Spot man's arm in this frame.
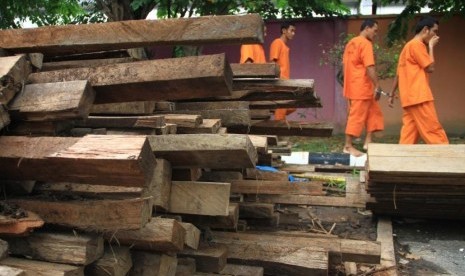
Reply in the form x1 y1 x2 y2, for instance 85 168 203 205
425 35 439 73
366 65 380 90
388 75 398 108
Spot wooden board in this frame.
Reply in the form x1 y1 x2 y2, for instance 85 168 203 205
367 143 465 184
177 119 221 134
0 55 31 104
8 80 95 121
228 120 333 137
0 14 263 55
179 243 228 273
76 115 165 129
84 246 132 276
230 63 279 78
375 217 398 276
219 264 264 276
0 211 44 236
179 222 201 250
90 101 156 115
244 168 289 181
218 241 327 276
148 134 257 169
10 197 152 231
212 231 381 264
0 266 25 276
0 105 10 130
169 181 230 216
28 54 233 104
5 120 72 136
0 257 84 276
6 232 103 265
42 57 136 71
129 252 177 276
0 135 156 187
180 203 239 230
230 180 323 195
163 114 202 128
104 218 185 252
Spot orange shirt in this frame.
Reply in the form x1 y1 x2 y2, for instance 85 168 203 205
240 44 266 64
342 36 375 100
270 38 290 79
397 38 434 107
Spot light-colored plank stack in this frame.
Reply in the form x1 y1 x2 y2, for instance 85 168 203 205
366 143 465 219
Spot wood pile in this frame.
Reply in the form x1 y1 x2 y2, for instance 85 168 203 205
366 143 465 220
0 13 387 276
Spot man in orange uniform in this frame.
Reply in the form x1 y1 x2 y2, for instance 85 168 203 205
342 19 384 157
270 22 296 120
388 16 448 144
240 26 267 64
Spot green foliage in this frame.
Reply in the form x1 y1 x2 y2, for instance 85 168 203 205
0 0 105 29
320 32 404 85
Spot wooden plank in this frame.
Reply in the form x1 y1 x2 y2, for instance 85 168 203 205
91 101 156 115
219 264 264 276
375 217 398 276
8 80 95 121
10 197 152 231
179 223 201 250
0 257 84 276
172 168 203 181
155 101 176 112
367 143 465 183
0 240 8 260
246 135 268 154
152 159 172 210
129 252 177 276
85 246 132 276
248 194 365 208
0 14 263 55
179 243 228 273
199 171 243 182
0 105 10 130
249 99 323 109
0 55 31 104
104 218 185 252
175 258 196 276
147 134 257 169
42 57 136 71
177 119 221 134
169 181 230 216
1 180 35 195
230 180 323 195
158 108 250 127
28 54 233 104
0 212 44 236
219 241 327 276
0 266 25 276
76 115 165 128
245 168 288 181
6 232 103 265
163 114 202 128
0 135 156 187
213 231 380 264
228 120 333 137
230 63 279 78
180 203 239 230
148 134 257 169
239 202 274 219
27 53 44 69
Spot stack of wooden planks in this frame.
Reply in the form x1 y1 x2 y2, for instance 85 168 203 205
0 12 381 276
366 143 465 220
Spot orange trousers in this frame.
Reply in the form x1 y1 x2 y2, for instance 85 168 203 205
400 101 448 144
274 108 297 121
345 98 384 137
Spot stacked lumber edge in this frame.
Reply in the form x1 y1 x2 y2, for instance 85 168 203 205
366 143 465 220
0 14 382 276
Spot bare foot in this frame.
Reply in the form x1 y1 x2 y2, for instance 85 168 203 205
343 146 364 157
363 144 368 151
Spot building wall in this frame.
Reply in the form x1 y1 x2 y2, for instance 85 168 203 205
150 15 465 136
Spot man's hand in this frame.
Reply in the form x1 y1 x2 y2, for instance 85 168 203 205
429 35 439 48
388 93 397 108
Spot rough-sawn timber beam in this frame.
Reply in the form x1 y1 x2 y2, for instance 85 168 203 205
148 134 257 168
28 54 233 104
0 14 264 55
